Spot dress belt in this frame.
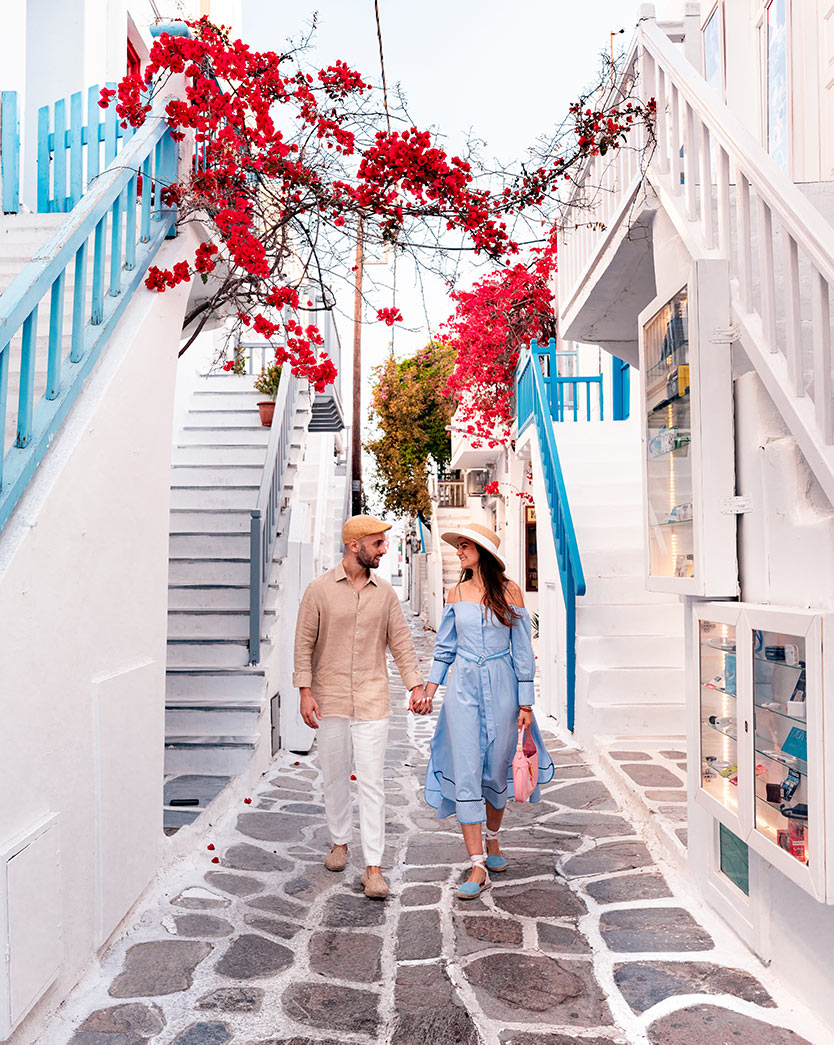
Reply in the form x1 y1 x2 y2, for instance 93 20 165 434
457 646 511 666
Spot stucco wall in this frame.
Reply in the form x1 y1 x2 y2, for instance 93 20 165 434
0 233 196 1045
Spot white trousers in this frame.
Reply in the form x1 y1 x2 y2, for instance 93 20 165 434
316 715 390 866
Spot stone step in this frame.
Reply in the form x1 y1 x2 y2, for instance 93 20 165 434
167 583 279 611
166 637 266 669
165 705 262 737
165 668 266 701
167 609 275 639
168 558 252 585
577 634 685 669
191 391 267 410
576 602 684 635
169 486 259 510
172 445 268 466
164 739 256 776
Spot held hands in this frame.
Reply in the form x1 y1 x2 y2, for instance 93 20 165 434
517 706 534 730
300 688 322 729
409 683 435 716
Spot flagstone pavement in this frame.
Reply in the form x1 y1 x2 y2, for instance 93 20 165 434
50 613 824 1045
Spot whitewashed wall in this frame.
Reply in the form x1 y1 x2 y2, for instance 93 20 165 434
0 231 198 1045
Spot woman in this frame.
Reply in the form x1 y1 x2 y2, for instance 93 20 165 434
422 523 554 898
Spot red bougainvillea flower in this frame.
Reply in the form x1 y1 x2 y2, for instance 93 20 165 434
243 797 252 804
207 843 215 851
211 856 220 863
376 307 403 326
350 774 357 781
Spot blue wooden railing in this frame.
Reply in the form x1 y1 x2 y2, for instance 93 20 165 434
249 366 300 664
531 337 605 421
37 83 136 213
1 92 20 214
0 95 180 531
516 338 586 732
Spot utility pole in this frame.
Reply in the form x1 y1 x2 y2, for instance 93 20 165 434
351 216 365 516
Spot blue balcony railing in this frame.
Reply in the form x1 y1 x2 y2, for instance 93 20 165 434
0 94 181 531
516 338 586 732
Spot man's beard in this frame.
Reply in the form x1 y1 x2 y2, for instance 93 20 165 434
357 548 380 569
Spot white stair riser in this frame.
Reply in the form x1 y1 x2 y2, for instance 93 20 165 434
169 560 250 585
165 707 261 736
170 488 258 510
185 411 263 427
166 641 254 668
168 586 250 610
584 702 686 737
561 461 642 485
577 634 684 668
578 576 675 605
577 603 684 635
164 744 255 776
168 612 274 639
169 511 251 534
191 392 268 410
179 428 271 446
169 534 252 558
581 548 644 577
577 665 685 703
173 446 267 466
563 483 641 507
171 465 265 488
569 503 643 527
166 671 266 700
576 525 645 550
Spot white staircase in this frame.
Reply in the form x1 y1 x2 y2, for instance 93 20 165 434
163 372 309 824
435 504 469 598
555 422 685 740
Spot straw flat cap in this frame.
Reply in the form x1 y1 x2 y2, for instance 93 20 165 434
342 514 392 544
441 522 506 570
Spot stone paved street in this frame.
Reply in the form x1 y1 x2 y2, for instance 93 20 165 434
50 614 825 1045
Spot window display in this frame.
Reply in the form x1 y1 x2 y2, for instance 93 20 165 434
644 287 693 580
753 629 808 865
699 618 738 814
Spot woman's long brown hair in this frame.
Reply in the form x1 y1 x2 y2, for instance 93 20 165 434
461 547 521 628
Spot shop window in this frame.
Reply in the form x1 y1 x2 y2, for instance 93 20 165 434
524 505 538 592
719 823 750 895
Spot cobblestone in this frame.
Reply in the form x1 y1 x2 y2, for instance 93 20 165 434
52 614 820 1045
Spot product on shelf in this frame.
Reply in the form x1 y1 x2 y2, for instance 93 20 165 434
764 643 801 665
789 668 807 703
780 726 808 763
781 769 801 801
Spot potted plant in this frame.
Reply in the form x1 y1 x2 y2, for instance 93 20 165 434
254 362 282 427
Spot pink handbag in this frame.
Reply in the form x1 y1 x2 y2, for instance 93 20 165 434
512 726 539 802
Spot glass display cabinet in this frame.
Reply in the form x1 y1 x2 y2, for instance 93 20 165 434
693 603 827 901
639 260 737 596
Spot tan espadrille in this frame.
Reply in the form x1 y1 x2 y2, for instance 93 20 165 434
361 868 389 899
324 845 348 872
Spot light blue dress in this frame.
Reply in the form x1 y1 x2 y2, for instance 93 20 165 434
424 598 555 824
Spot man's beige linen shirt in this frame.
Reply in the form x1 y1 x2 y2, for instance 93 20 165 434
292 561 423 720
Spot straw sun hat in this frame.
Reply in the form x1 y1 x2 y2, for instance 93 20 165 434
441 523 506 571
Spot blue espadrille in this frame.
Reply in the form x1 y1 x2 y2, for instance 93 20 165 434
485 853 508 873
457 854 491 899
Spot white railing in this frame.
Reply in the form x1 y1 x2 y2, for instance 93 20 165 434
640 19 834 490
559 10 834 500
559 41 646 319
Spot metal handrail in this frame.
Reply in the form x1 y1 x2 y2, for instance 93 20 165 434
0 91 182 531
249 365 300 663
516 338 586 731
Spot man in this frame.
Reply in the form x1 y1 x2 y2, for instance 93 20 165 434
293 515 427 899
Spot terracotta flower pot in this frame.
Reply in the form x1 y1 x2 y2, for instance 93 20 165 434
258 400 276 427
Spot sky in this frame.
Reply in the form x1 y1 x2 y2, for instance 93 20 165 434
238 0 683 476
